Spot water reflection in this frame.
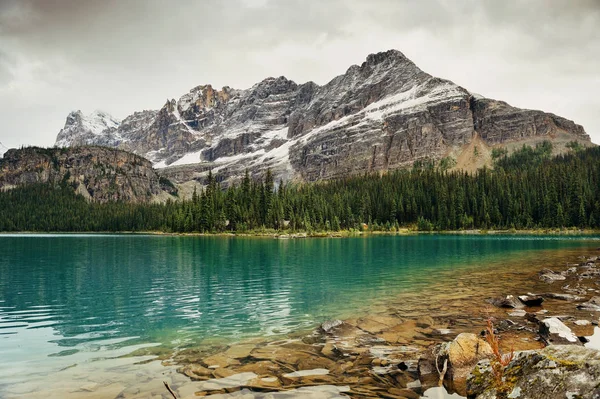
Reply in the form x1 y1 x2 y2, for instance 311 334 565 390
0 234 597 394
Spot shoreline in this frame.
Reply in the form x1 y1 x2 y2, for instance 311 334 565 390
158 245 600 398
1 228 600 238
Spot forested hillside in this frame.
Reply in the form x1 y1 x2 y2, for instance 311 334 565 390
1 142 598 232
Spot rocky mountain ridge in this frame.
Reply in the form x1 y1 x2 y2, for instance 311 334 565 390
0 146 176 203
55 50 591 184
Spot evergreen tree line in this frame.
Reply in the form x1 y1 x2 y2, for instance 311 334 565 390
1 142 599 232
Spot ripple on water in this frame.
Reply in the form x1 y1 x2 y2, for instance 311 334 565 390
0 234 598 398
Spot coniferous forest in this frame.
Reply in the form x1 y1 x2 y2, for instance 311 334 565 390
1 142 599 233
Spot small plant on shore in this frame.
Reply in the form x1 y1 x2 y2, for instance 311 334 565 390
485 319 514 395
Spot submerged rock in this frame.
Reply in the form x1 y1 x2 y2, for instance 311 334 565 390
541 292 584 301
538 269 567 283
468 345 600 399
320 319 343 333
488 295 524 309
577 296 600 312
508 309 527 317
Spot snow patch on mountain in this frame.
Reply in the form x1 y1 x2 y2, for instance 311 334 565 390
55 110 122 147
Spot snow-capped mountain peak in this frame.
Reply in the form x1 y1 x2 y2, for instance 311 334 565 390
55 110 122 147
54 49 590 185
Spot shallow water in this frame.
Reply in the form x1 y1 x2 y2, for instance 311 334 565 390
0 233 598 397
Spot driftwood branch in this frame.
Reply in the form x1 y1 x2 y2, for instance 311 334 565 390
435 353 448 385
163 381 177 399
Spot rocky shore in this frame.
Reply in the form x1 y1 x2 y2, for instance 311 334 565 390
158 250 600 399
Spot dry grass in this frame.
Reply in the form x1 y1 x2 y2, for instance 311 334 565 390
485 319 515 394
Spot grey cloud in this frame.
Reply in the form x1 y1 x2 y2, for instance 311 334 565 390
0 50 14 85
0 0 598 151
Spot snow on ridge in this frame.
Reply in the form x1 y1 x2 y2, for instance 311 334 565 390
299 79 465 142
178 88 203 112
78 110 120 135
152 79 465 172
55 109 124 147
170 105 200 135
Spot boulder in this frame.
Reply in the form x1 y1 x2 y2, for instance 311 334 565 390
444 333 494 379
418 333 493 385
539 317 581 345
518 295 544 307
488 295 524 309
468 345 600 399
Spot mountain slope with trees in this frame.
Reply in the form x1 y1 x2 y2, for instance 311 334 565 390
0 142 598 232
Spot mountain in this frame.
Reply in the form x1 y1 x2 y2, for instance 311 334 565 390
55 110 121 147
54 50 590 184
0 146 176 203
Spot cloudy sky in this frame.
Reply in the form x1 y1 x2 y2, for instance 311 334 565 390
0 0 599 155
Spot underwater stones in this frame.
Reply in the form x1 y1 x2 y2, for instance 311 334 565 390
320 342 339 358
249 346 308 367
170 250 600 399
235 360 280 375
356 315 403 334
202 353 241 369
319 319 360 338
297 355 339 373
508 309 527 317
320 319 343 333
196 372 258 391
178 364 213 380
247 375 282 389
539 269 567 283
212 367 238 378
577 296 600 312
376 321 421 344
282 368 329 378
224 344 256 359
541 292 584 301
415 315 435 328
488 295 525 309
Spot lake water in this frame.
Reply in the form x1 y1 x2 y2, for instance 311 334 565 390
1 234 599 398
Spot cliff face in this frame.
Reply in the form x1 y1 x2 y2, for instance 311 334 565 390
0 147 175 203
54 50 591 184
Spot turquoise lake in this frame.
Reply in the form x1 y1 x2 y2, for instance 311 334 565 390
0 234 599 397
